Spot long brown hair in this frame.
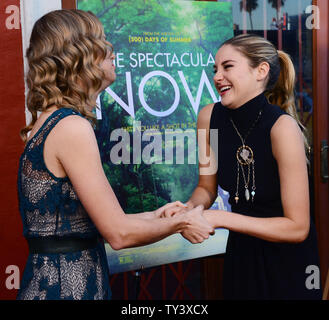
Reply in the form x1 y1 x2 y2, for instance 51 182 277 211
221 34 309 150
21 9 112 142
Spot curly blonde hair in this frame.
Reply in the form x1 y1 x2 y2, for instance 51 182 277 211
21 9 112 142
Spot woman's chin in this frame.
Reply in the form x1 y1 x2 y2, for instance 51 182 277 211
100 78 116 91
220 96 231 107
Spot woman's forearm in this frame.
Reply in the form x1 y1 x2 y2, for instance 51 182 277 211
109 205 214 250
205 210 309 243
126 211 155 219
109 214 187 250
186 186 217 210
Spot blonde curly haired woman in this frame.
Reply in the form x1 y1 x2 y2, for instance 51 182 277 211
17 9 213 300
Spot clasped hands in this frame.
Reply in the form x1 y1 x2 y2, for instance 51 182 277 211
154 201 214 244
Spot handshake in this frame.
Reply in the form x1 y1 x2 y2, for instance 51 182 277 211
153 201 215 244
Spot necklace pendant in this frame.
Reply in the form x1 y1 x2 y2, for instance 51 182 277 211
234 196 239 204
236 145 254 166
245 188 250 201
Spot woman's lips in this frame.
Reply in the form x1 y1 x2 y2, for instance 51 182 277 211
219 85 232 96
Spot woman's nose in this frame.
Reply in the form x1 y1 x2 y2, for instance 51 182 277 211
213 71 224 82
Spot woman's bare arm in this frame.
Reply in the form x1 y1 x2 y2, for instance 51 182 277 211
51 116 213 249
205 115 310 243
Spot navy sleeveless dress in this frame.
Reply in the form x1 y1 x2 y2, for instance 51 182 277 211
210 93 322 299
17 108 111 300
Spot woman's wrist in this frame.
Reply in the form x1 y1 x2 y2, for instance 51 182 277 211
173 213 190 233
204 209 223 229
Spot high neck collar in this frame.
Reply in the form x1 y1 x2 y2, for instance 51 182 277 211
223 92 268 135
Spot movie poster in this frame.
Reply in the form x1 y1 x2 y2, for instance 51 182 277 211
77 0 233 273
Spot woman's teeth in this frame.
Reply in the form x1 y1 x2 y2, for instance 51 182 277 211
220 86 232 93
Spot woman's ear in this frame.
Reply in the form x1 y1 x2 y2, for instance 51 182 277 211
256 61 270 82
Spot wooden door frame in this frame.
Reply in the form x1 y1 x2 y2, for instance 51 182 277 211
62 0 76 9
312 0 329 290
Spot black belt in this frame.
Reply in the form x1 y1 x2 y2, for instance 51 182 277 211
27 237 99 254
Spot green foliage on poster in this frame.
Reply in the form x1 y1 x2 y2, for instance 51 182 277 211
77 0 233 213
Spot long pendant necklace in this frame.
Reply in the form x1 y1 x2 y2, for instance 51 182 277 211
230 109 262 204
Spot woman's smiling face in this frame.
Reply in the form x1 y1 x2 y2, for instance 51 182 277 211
213 44 266 109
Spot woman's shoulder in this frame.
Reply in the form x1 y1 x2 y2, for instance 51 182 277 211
198 103 216 118
263 98 286 117
197 103 215 129
262 102 289 131
49 113 98 164
197 102 223 129
42 108 95 150
53 112 94 140
27 107 88 143
271 113 300 137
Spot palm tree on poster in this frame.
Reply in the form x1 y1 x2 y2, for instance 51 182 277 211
239 0 259 31
268 0 286 28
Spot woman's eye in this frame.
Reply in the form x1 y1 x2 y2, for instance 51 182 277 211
213 69 217 74
224 65 233 69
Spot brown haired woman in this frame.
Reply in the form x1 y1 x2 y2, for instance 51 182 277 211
166 34 322 299
16 9 213 300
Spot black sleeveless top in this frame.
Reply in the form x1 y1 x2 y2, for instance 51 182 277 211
210 92 322 299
